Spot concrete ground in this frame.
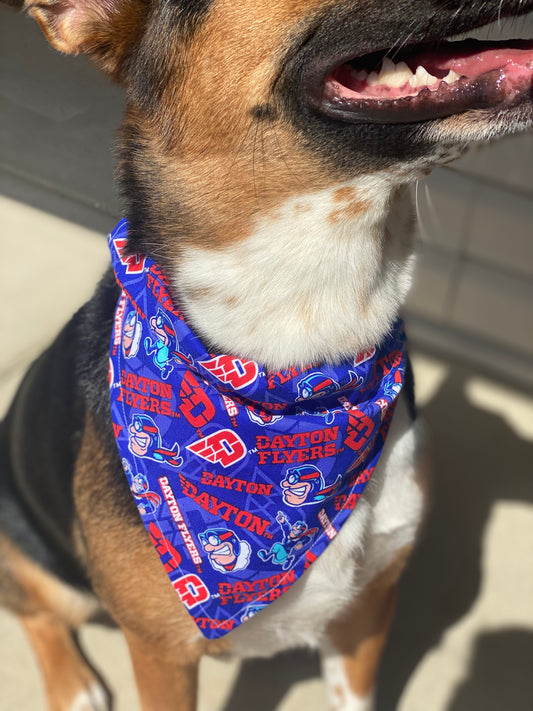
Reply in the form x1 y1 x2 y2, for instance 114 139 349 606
1 192 533 711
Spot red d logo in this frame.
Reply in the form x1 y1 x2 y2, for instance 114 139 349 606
173 574 210 609
186 429 247 468
199 355 259 390
113 237 146 274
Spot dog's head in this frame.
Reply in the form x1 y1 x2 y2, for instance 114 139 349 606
18 1 533 256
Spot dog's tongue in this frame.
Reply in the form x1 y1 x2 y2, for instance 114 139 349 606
331 39 533 101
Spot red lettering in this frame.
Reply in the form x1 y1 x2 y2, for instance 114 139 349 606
323 426 339 442
201 471 214 485
282 434 299 448
180 475 270 536
257 483 273 496
161 400 172 417
310 430 323 445
257 451 271 465
272 450 286 464
310 446 323 460
296 449 310 462
235 510 253 529
248 516 269 537
354 347 376 366
324 442 337 457
281 449 297 463
304 550 318 570
256 436 270 450
218 502 239 522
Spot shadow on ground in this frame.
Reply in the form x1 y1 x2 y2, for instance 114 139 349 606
221 650 321 711
447 629 533 711
377 367 533 710
219 365 533 710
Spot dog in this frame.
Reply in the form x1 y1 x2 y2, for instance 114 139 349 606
1 1 532 710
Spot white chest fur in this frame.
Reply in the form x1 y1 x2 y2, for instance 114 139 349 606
174 177 416 370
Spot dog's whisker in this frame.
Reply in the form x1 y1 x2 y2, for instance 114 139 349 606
208 118 257 209
271 124 307 189
414 180 425 242
252 119 262 199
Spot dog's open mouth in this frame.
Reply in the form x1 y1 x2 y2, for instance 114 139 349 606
309 39 533 123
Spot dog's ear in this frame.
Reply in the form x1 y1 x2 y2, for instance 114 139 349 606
23 0 149 80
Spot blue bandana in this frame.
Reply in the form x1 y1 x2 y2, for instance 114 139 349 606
108 219 406 639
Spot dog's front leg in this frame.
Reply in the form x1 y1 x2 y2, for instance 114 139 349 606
80 517 204 711
21 613 110 711
320 545 412 711
73 417 215 711
123 629 199 711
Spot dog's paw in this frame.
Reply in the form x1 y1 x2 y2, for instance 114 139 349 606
66 682 110 711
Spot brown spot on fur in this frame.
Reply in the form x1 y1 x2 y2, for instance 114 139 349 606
182 285 214 301
137 117 334 255
332 684 345 710
333 186 357 203
328 199 370 225
327 545 414 699
223 294 239 308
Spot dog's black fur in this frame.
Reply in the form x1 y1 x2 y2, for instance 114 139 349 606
0 272 120 592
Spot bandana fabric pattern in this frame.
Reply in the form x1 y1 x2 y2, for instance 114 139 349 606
108 219 407 639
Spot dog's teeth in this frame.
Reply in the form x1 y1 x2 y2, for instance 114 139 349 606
367 70 380 85
393 61 415 85
442 69 460 85
409 65 439 88
376 58 414 87
377 57 396 81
